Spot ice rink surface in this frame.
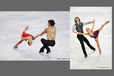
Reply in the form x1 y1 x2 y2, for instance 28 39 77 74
0 11 70 61
70 7 112 69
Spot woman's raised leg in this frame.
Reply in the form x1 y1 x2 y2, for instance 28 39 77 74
98 21 110 32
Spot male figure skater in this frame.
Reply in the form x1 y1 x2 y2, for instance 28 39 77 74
38 19 56 55
72 17 95 58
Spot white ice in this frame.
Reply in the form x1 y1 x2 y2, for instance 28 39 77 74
0 11 70 61
70 7 112 69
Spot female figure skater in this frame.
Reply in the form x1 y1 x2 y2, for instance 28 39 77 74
77 20 110 55
14 26 40 48
38 19 56 55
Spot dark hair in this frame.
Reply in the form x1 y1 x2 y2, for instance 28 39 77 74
74 17 81 23
48 19 55 26
28 41 30 46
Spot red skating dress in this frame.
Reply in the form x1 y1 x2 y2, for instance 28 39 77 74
22 32 34 41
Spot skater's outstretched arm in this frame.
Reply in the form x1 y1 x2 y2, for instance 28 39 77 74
72 25 77 33
83 21 93 25
91 19 95 32
21 26 29 39
39 30 46 36
14 40 24 48
23 26 29 32
77 32 88 35
34 34 40 39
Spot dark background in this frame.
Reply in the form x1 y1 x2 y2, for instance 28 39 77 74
0 0 113 76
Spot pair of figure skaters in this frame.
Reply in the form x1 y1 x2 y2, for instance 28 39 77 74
72 17 110 58
14 18 110 57
14 20 56 55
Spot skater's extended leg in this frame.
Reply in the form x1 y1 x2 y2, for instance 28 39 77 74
39 46 45 53
14 40 24 48
77 35 88 57
39 38 48 53
39 38 46 53
98 21 110 32
41 38 51 54
45 46 51 54
83 36 95 51
95 37 101 55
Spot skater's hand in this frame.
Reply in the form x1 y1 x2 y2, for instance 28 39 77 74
93 19 95 24
106 21 110 23
77 32 80 34
26 26 29 28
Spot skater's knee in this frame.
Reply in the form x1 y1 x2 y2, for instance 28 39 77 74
41 38 47 45
51 43 55 47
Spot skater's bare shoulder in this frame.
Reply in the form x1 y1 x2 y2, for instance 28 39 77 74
44 27 48 32
54 26 56 29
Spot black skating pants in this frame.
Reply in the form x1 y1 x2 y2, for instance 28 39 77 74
39 38 55 54
77 35 95 57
